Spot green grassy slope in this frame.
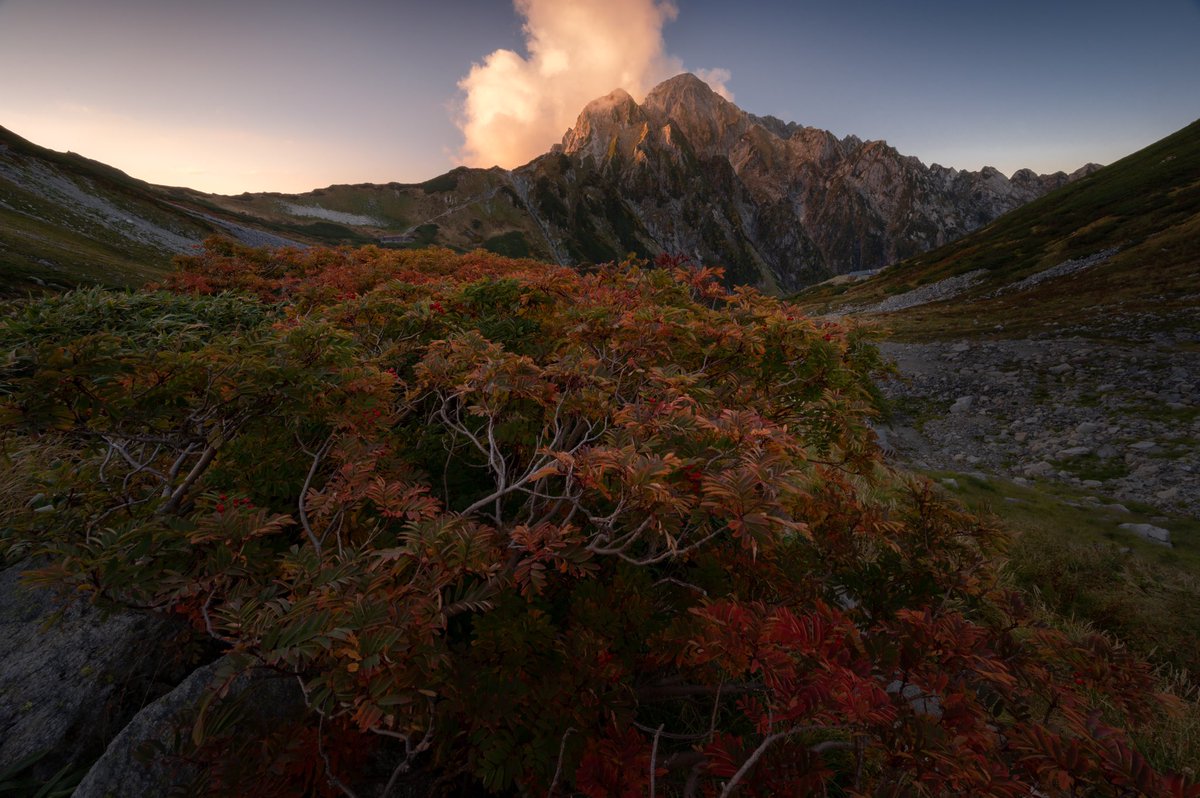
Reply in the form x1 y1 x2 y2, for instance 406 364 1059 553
185 168 560 260
0 123 563 295
797 119 1200 339
0 202 174 295
0 126 224 295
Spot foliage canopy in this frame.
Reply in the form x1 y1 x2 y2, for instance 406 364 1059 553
0 240 1189 796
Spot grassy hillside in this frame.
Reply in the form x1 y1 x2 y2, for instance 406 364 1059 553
797 119 1200 340
0 126 220 295
0 124 563 296
179 166 557 258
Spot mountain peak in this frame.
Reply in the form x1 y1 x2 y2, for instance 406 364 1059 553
563 74 738 159
561 87 647 161
640 73 745 156
648 72 716 95
643 72 729 116
580 87 638 116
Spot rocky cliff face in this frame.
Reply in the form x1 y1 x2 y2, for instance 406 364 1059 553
512 73 1098 290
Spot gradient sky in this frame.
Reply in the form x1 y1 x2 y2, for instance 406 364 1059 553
1 0 1197 194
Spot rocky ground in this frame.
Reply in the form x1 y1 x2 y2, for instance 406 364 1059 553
873 335 1200 529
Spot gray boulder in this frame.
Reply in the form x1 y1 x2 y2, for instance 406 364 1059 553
70 659 221 798
72 656 304 798
0 560 191 781
885 679 943 719
950 395 975 414
1022 461 1054 478
1118 523 1172 546
1057 446 1092 459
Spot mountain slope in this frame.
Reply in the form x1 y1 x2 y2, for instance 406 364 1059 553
0 126 214 295
183 167 562 262
0 126 309 296
797 117 1200 341
1 75 1092 295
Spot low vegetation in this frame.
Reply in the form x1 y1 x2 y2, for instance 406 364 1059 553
929 471 1200 777
0 240 1194 796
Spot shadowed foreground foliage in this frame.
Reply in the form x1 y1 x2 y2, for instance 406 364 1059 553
0 240 1193 796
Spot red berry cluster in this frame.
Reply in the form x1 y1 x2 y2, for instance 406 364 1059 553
215 494 254 514
679 465 704 496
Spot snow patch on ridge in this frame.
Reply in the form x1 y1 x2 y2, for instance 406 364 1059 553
855 270 989 314
989 248 1119 298
280 202 382 227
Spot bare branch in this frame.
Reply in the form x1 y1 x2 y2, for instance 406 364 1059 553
103 435 167 483
636 682 760 702
317 713 361 798
459 451 558 517
547 726 576 797
298 433 335 555
653 577 708 596
164 442 199 495
158 433 225 515
634 721 709 742
718 726 844 797
650 723 665 798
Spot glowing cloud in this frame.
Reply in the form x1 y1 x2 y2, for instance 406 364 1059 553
456 0 732 168
693 68 734 100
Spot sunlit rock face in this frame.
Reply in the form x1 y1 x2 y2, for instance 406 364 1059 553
523 72 1095 291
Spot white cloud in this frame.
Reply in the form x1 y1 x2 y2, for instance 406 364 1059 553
456 0 732 168
693 67 734 101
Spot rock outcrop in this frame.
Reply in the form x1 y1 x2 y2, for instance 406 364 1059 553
0 561 193 782
72 657 304 798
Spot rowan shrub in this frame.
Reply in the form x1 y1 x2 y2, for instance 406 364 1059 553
0 239 1190 796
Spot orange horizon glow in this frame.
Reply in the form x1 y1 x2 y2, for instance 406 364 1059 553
5 106 422 195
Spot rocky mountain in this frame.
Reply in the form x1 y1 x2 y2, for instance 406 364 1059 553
1 75 1098 295
516 73 1097 289
230 76 1094 291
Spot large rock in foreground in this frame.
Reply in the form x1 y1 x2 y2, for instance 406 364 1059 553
72 656 304 798
0 560 193 782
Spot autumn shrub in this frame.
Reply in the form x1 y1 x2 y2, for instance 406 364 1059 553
0 240 1192 796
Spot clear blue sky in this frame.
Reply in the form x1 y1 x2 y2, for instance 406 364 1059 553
1 0 1196 193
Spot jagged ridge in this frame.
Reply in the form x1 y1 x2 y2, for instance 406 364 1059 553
530 73 1097 290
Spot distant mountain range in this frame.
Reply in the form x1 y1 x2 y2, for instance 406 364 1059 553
1 74 1102 296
